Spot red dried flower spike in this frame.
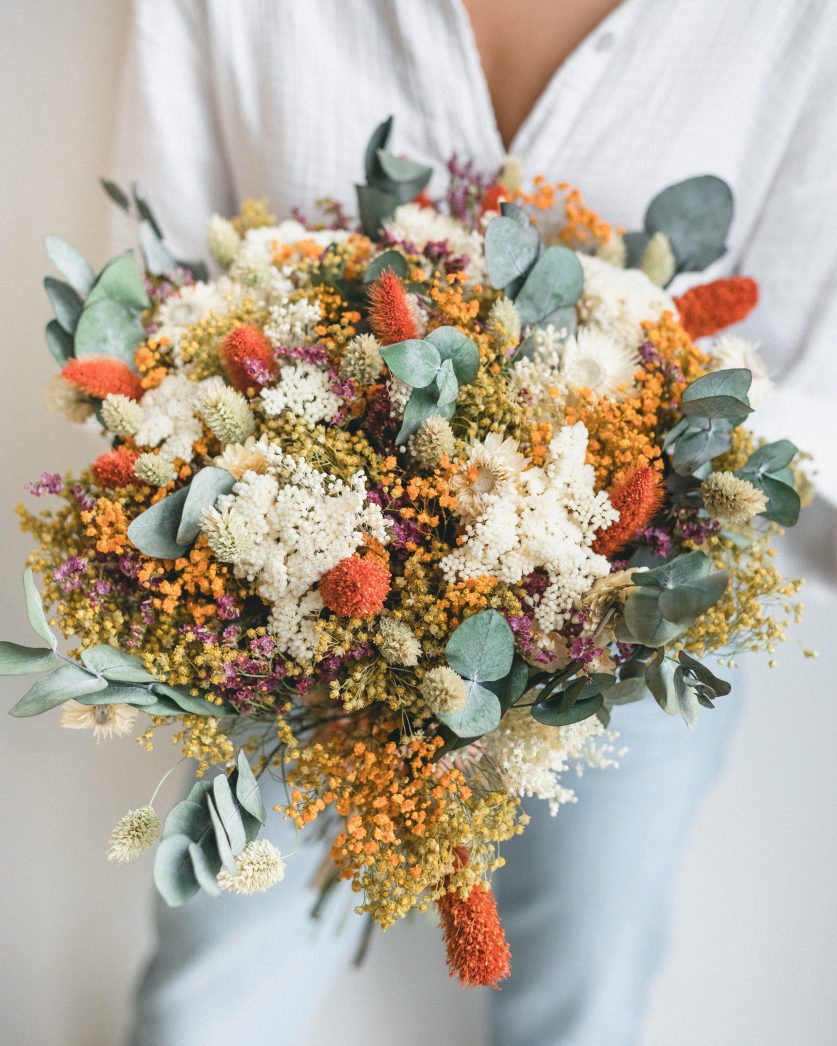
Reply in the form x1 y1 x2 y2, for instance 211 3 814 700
438 882 512 988
367 270 418 345
220 324 276 392
62 357 144 401
593 465 664 557
673 276 759 340
480 183 509 216
92 445 140 488
319 554 391 618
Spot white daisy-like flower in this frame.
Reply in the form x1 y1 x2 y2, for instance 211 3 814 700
577 253 673 350
708 335 773 407
155 281 229 347
61 700 137 741
217 839 286 894
214 435 270 480
106 806 161 863
449 432 528 522
560 327 639 399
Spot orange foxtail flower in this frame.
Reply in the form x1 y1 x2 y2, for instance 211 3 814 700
319 554 391 617
593 465 664 557
62 357 144 401
92 446 140 489
480 184 509 216
220 324 276 392
437 880 511 988
673 276 759 340
367 270 418 345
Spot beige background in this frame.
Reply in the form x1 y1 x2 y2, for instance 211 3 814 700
1 3 836 1044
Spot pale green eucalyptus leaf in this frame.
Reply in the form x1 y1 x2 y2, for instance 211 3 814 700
0 642 59 676
44 277 83 334
73 681 157 706
176 467 235 546
531 693 604 727
212 774 247 854
445 609 514 683
436 680 502 738
74 299 145 365
396 384 451 444
80 644 156 683
681 368 752 419
484 214 540 290
425 327 480 384
44 234 95 296
644 176 733 272
658 570 729 624
363 250 408 284
435 358 459 405
514 245 584 325
153 834 200 907
188 841 221 896
9 662 106 717
380 340 441 388
207 793 239 875
86 251 150 310
139 220 177 277
622 591 685 647
45 320 74 365
23 568 57 650
127 485 191 560
235 750 267 823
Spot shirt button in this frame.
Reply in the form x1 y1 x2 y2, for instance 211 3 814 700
595 31 615 51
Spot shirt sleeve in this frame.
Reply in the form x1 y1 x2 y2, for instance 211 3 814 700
108 0 235 259
734 9 837 507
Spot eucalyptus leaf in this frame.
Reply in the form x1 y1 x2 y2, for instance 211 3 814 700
622 590 686 647
532 693 605 727
739 439 798 477
176 467 235 546
150 683 226 716
499 202 531 226
73 682 158 706
425 327 480 384
212 774 247 855
45 320 74 365
127 485 191 560
44 234 95 296
207 793 239 875
24 568 57 650
484 215 541 290
681 368 752 419
375 150 433 199
363 250 408 284
758 476 801 526
657 570 728 624
44 277 83 334
0 641 59 676
645 656 685 716
436 679 502 737
86 251 150 311
74 299 145 365
80 644 156 683
677 651 731 697
484 655 530 714
356 184 400 237
132 182 163 238
153 834 200 907
380 340 441 388
514 246 584 325
670 417 736 475
139 220 177 277
644 175 733 272
100 178 131 212
141 696 187 716
445 609 514 683
605 675 648 705
160 794 212 841
9 662 107 717
435 358 459 405
235 750 267 823
396 384 454 444
188 841 221 896
364 116 393 182
634 550 711 590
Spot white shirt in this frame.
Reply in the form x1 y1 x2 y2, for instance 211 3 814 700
113 0 837 572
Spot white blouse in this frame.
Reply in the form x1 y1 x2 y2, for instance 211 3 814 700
112 0 837 524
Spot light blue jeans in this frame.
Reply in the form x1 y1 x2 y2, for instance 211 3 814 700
129 694 739 1046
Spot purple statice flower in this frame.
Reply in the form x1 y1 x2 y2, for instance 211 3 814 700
242 355 273 386
54 556 87 593
180 623 219 646
118 555 140 579
69 484 97 512
639 339 684 388
140 599 155 626
613 642 637 665
569 635 604 666
638 526 673 560
445 155 497 225
507 614 551 665
290 205 310 227
523 570 549 600
251 635 277 658
673 507 720 546
221 624 242 646
26 472 63 497
216 595 239 621
276 343 330 367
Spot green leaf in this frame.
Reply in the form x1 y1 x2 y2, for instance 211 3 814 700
445 609 515 683
74 681 158 706
499 202 531 226
514 246 584 325
23 568 57 650
646 656 685 715
375 150 433 200
605 675 648 705
677 651 731 697
484 655 529 714
86 251 150 311
127 485 191 560
622 590 686 647
100 178 131 212
153 834 200 907
0 642 59 676
396 384 453 444
188 841 221 896
9 662 107 717
44 234 95 296
670 417 736 475
79 644 156 683
658 570 729 624
681 368 752 419
236 750 267 823
364 116 393 182
74 299 145 366
140 696 186 716
634 550 711 590
44 277 83 334
739 439 798 477
176 467 235 546
425 327 480 384
436 680 502 738
45 320 74 365
435 358 459 406
211 775 247 854
207 795 238 875
484 214 541 290
644 175 733 272
132 182 164 238
139 220 177 277
150 682 226 716
356 184 400 237
758 476 801 526
380 340 441 388
161 792 212 842
532 693 605 727
363 250 408 284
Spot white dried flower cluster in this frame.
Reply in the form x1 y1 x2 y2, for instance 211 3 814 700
261 362 341 425
387 376 413 419
200 383 255 444
410 415 456 469
376 617 421 667
481 708 621 814
421 666 467 714
487 296 522 346
708 335 773 407
577 253 673 351
701 471 768 524
101 393 143 437
206 214 242 268
155 281 235 350
202 445 387 657
264 298 322 347
441 424 617 633
134 373 223 463
61 699 137 740
106 805 161 863
511 324 567 424
42 373 94 423
217 839 286 894
339 333 384 386
134 452 176 487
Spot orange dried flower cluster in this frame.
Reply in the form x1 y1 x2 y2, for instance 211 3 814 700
593 466 664 556
220 324 276 391
319 554 391 618
438 881 511 988
92 446 140 489
62 357 144 401
673 276 759 340
514 177 616 248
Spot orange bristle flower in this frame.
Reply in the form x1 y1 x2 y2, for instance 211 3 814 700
367 270 418 345
62 357 144 401
92 446 140 489
673 276 759 340
593 465 664 557
480 184 509 216
220 324 276 391
319 554 391 617
437 882 511 988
